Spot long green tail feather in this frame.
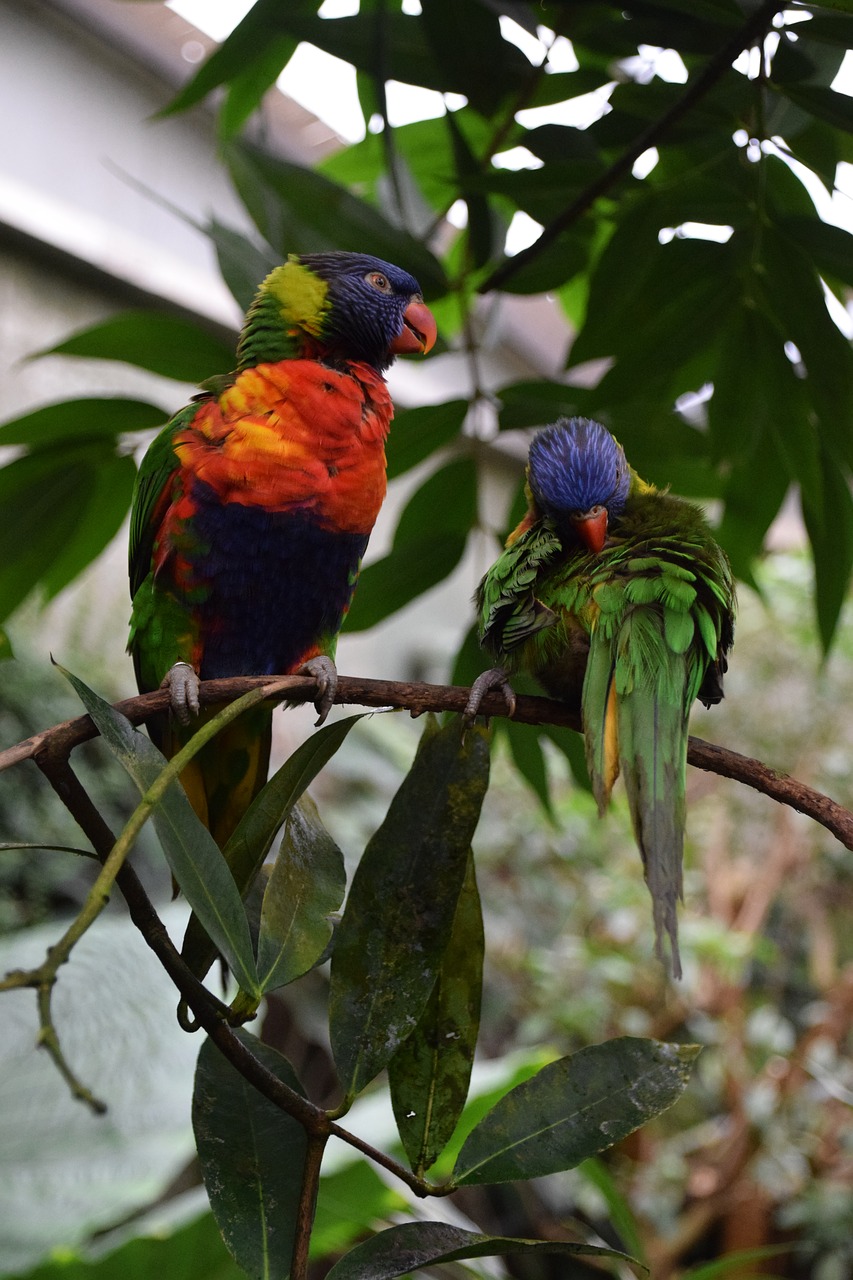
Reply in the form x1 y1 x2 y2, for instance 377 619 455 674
615 666 688 981
582 634 620 816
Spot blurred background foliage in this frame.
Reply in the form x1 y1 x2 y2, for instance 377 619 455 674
2 0 853 1275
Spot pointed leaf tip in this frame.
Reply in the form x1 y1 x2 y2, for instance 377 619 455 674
452 1038 700 1185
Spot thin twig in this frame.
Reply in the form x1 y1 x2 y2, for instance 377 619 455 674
3 674 851 849
291 1132 329 1280
28 747 445 1198
479 0 787 294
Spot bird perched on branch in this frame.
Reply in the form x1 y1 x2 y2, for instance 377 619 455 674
468 417 735 976
128 251 436 848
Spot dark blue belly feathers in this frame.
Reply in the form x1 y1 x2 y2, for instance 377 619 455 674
189 482 369 680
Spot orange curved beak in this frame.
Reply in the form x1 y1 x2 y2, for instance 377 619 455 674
571 506 608 553
391 298 437 356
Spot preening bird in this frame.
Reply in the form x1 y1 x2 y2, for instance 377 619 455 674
470 417 735 977
128 251 436 848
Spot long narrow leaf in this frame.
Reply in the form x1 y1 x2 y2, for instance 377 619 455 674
193 1031 307 1280
388 851 483 1175
181 712 368 981
452 1037 700 1185
37 312 235 383
63 670 259 996
0 398 165 446
329 718 490 1101
325 1223 642 1279
256 795 346 993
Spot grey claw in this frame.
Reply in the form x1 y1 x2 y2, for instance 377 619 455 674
163 661 201 724
299 656 338 726
464 667 517 723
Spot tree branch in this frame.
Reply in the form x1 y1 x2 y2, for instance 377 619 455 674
29 739 447 1198
1 673 850 849
478 0 787 294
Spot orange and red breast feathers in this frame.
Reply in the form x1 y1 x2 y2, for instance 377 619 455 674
130 356 396 690
171 358 393 534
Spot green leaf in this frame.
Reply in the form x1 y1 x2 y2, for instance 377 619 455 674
311 1162 409 1262
800 13 853 46
420 0 529 116
578 1156 646 1263
779 214 853 291
329 717 491 1100
683 1244 793 1279
219 36 299 138
0 397 166 446
193 1031 307 1280
451 620 486 690
345 455 477 632
446 112 499 270
224 139 447 301
62 670 259 997
324 110 490 215
707 306 767 463
452 1037 700 1185
0 443 133 625
802 445 853 652
388 851 483 1175
716 422 790 585
182 713 367 982
499 228 592 296
324 1222 642 1279
256 794 347 993
36 313 235 383
41 453 137 601
759 220 853 467
160 0 297 117
497 379 588 432
7 1208 243 1280
0 629 13 661
343 532 468 632
206 218 280 312
385 399 468 481
779 83 853 134
503 719 553 817
393 456 477 547
583 240 741 406
541 723 591 792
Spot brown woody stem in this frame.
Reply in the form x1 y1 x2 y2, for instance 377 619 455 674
1 673 849 850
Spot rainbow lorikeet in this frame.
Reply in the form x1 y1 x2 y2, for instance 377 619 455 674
469 417 735 976
128 251 436 849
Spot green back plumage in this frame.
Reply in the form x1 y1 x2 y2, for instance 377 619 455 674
477 462 735 978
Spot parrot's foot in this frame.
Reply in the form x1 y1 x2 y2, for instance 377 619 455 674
464 667 517 723
300 656 338 726
162 661 201 724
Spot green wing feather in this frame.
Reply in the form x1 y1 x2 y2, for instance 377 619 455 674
128 404 196 599
477 485 735 978
476 521 563 660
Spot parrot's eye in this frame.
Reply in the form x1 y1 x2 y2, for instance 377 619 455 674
366 271 392 293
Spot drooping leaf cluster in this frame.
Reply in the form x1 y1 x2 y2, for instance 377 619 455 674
2 0 852 661
49 670 697 1277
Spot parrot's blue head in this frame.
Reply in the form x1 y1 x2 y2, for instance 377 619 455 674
298 251 437 371
527 418 630 551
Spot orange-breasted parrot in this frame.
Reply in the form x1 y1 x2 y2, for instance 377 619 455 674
469 417 735 976
128 252 436 849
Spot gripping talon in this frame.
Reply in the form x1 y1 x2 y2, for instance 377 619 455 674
299 656 338 726
464 667 517 723
162 661 201 724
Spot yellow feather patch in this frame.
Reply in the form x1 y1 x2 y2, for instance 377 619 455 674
265 258 329 338
177 758 209 830
600 676 621 807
